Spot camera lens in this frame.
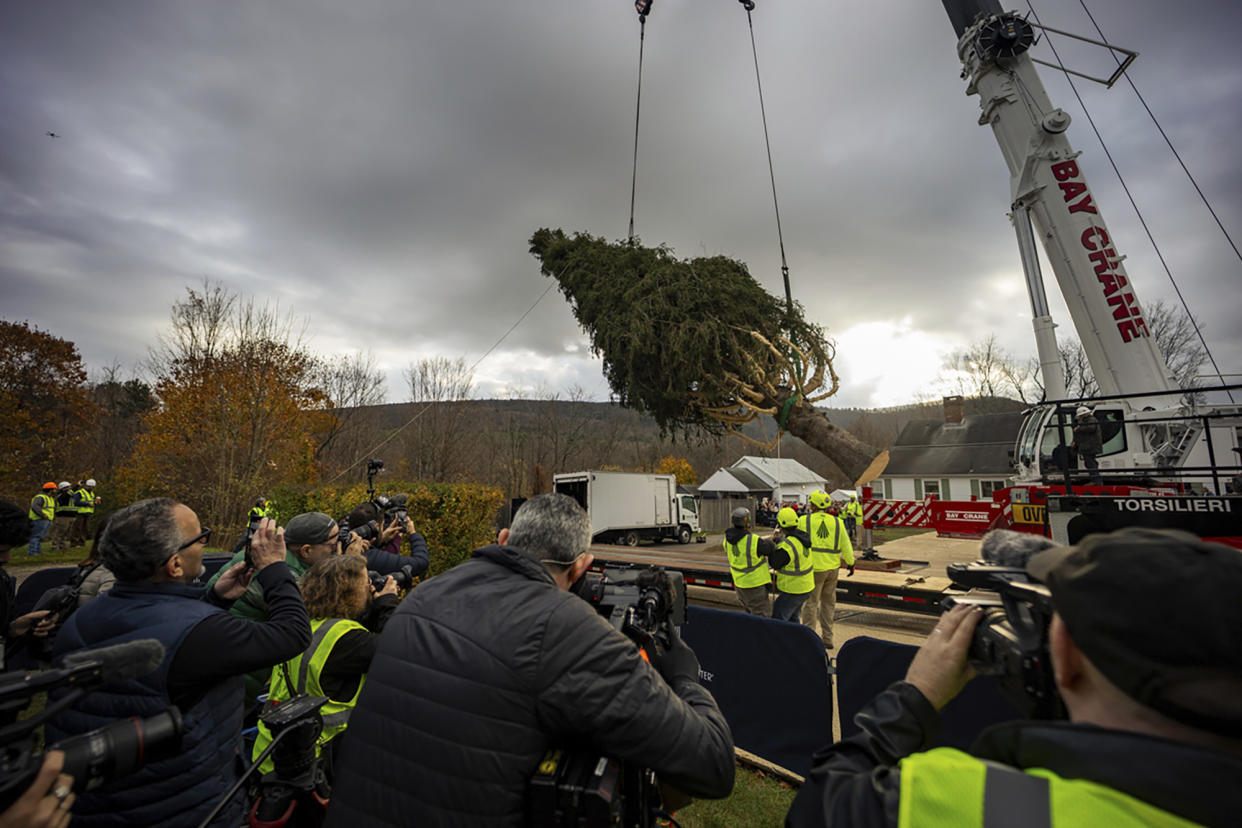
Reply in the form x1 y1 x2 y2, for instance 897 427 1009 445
56 707 182 792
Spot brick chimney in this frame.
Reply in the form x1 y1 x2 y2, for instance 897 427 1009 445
943 395 964 425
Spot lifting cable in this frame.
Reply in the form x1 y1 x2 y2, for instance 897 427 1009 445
738 0 794 321
1026 0 1234 401
738 0 802 431
627 1 654 245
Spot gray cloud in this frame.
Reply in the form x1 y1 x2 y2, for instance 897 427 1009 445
2 0 1238 407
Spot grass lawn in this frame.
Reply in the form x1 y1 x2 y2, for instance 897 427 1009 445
674 765 798 827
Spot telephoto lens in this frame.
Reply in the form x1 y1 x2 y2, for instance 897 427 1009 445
57 707 183 793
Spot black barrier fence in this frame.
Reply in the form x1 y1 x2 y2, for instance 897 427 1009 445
836 636 1023 750
682 606 832 777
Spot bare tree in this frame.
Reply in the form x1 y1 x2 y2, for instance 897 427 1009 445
942 335 1032 408
314 351 386 465
1032 300 1207 400
404 356 476 481
148 279 235 377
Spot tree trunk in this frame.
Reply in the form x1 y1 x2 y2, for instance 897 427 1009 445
775 393 880 482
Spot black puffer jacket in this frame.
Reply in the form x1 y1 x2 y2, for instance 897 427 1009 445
325 544 734 827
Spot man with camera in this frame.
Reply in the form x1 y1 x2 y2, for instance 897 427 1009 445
46 498 311 827
325 493 734 826
787 527 1242 827
206 510 365 704
343 497 430 577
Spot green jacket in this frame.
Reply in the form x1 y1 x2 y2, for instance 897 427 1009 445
205 549 311 622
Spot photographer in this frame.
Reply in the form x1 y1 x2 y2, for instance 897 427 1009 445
787 528 1242 828
252 555 399 781
325 493 734 826
343 499 429 578
205 511 363 704
46 498 311 827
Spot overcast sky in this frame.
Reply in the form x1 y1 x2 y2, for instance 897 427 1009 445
3 0 1239 409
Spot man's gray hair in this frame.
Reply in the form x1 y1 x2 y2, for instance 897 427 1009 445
507 493 592 566
99 498 183 582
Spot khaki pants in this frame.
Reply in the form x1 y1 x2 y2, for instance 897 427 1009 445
734 584 772 617
800 568 840 648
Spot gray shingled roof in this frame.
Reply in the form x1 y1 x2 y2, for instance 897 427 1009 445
727 468 772 492
883 412 1022 476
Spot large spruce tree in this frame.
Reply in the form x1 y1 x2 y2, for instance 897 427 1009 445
529 229 880 480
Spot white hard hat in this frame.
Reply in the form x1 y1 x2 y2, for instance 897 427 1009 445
1075 406 1092 418
86 479 97 487
58 481 71 489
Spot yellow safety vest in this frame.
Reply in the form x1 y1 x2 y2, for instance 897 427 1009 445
847 500 863 520
29 493 55 521
898 747 1198 828
774 532 814 595
253 617 368 774
806 512 854 572
725 533 770 590
74 488 95 515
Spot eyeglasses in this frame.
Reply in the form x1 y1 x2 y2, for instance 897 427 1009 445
178 527 212 551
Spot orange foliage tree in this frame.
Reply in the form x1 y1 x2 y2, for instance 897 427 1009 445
655 455 697 486
0 320 96 500
117 285 337 532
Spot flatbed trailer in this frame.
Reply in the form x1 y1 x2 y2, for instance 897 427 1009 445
588 542 951 617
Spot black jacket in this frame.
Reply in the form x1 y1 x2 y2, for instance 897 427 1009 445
326 543 734 827
787 681 1242 828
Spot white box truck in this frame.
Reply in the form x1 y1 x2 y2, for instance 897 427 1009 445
553 470 702 546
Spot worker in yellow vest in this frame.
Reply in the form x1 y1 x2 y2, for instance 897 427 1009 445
70 479 98 547
49 481 76 550
723 507 775 617
253 554 398 785
771 506 814 623
787 528 1242 827
799 491 855 650
844 493 863 542
27 482 57 556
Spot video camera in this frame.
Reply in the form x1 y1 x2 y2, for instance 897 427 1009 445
941 537 1065 719
571 565 686 653
529 565 688 827
0 639 183 810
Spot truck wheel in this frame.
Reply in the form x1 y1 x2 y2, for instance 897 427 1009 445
623 531 639 547
677 526 691 544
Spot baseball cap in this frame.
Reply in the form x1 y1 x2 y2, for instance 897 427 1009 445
284 512 337 546
1027 527 1242 735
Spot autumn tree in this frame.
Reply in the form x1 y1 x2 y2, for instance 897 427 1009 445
120 285 332 530
529 229 880 480
0 320 96 499
655 455 697 486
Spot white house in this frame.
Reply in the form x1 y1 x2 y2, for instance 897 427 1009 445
868 409 1021 502
699 456 828 504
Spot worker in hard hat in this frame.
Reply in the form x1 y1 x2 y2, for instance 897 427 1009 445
47 481 76 550
1071 406 1103 485
845 493 863 542
27 482 58 556
798 491 855 649
723 507 775 617
71 479 100 548
771 506 815 623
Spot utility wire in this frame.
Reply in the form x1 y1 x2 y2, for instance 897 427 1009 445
1025 1 1234 402
326 274 562 486
741 1 793 318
